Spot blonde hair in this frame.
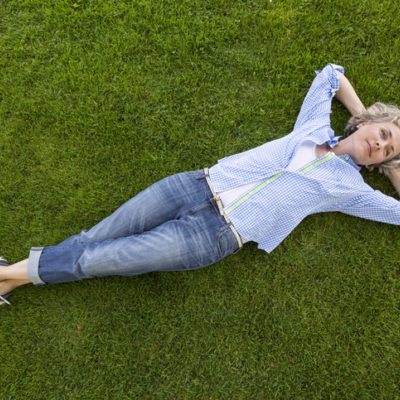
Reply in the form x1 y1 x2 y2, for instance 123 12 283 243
343 102 400 175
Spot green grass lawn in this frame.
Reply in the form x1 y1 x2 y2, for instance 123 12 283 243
1 0 400 398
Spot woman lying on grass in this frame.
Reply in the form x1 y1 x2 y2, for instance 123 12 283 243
2 63 400 306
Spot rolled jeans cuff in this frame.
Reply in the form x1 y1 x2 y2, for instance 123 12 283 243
27 247 47 286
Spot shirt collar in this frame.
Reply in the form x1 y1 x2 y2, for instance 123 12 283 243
338 154 362 171
349 157 362 171
328 135 341 148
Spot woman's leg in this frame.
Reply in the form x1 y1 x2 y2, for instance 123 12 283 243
1 169 240 291
1 170 208 294
2 201 240 289
34 200 239 284
59 170 209 246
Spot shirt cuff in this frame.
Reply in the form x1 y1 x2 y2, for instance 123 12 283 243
27 247 47 286
330 63 344 74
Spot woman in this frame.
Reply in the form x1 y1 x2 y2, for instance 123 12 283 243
2 63 400 305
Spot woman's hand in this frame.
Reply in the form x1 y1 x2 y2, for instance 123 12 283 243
335 71 366 117
385 168 400 196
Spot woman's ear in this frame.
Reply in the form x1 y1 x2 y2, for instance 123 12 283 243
357 121 370 129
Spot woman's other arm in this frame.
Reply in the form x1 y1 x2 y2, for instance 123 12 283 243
338 185 400 226
335 71 366 117
385 168 400 197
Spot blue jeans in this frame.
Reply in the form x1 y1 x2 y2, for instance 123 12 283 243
27 170 241 286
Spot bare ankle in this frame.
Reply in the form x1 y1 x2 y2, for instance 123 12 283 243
1 259 30 281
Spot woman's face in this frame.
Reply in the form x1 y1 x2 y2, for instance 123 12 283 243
345 121 400 166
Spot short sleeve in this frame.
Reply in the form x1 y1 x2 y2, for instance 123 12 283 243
293 63 344 131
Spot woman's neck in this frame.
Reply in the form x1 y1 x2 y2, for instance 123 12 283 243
331 136 352 157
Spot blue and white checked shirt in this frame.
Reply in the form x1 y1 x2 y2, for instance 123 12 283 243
209 63 400 253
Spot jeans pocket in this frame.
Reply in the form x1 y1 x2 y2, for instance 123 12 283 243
216 226 239 260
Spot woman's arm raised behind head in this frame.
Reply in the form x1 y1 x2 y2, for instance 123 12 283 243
335 71 366 117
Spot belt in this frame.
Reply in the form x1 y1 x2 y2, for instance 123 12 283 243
204 168 243 249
